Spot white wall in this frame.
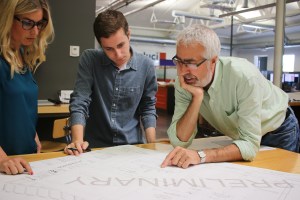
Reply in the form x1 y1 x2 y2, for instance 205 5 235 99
132 41 233 59
236 45 300 72
131 41 300 80
131 42 175 80
131 41 176 60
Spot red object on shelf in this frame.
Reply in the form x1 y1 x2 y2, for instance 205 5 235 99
160 52 166 60
156 86 168 110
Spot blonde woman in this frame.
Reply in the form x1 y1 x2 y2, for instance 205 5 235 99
0 0 54 175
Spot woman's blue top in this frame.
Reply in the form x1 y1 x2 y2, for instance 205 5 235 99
0 55 38 155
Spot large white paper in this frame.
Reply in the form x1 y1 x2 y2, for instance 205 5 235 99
1 145 299 200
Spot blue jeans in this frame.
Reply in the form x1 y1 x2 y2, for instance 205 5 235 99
261 107 300 153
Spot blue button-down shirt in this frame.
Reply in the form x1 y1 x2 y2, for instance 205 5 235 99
70 48 157 148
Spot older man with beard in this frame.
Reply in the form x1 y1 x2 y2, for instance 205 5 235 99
161 24 299 169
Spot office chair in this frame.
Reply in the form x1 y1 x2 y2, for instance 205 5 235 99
40 118 71 153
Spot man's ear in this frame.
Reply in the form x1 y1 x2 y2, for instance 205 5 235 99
97 38 102 47
211 56 218 65
127 29 131 40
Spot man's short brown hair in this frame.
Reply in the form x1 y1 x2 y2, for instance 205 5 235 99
93 10 129 45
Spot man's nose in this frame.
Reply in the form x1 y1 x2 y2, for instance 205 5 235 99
177 65 189 75
115 49 122 58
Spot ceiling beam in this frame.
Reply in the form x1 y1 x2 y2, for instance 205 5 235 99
96 0 137 14
211 9 300 29
219 0 299 18
123 0 166 16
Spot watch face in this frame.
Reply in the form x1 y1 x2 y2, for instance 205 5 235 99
198 150 206 163
198 151 206 158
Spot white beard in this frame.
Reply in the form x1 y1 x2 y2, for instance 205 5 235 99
183 67 213 88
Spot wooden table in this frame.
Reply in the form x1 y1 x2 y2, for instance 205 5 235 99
38 104 69 117
12 141 300 174
289 101 300 106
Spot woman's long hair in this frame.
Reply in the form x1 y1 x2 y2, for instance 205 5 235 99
0 0 54 77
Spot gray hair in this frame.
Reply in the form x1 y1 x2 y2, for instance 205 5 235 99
176 24 221 59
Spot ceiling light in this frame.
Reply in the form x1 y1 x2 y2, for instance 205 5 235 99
238 10 261 19
172 10 224 23
242 24 273 31
150 11 184 25
237 24 273 33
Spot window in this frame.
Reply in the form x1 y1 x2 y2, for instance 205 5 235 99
254 55 267 71
283 54 295 72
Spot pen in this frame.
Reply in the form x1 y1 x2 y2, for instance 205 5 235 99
67 147 91 153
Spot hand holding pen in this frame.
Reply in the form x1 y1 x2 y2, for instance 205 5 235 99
64 141 91 156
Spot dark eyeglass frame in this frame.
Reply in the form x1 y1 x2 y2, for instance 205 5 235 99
14 16 48 30
172 56 207 69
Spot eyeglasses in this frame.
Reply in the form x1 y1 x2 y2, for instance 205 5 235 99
172 56 207 69
14 16 48 30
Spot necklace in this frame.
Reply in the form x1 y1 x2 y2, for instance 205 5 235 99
17 66 28 75
16 49 28 75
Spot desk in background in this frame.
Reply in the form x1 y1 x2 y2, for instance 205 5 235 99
289 101 300 107
37 104 70 141
38 104 69 117
289 99 300 123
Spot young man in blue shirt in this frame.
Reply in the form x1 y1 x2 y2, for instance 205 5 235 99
65 10 157 154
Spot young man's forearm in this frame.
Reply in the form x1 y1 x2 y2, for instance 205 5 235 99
71 124 85 142
145 127 156 143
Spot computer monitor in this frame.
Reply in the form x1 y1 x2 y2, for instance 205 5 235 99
284 74 295 82
294 74 299 83
270 73 273 82
269 73 298 83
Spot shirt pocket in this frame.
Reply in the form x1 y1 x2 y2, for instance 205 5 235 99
118 86 141 108
117 86 141 127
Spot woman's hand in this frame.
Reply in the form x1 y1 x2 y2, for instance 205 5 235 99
0 157 33 175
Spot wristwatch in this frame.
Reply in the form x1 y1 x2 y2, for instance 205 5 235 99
197 150 206 164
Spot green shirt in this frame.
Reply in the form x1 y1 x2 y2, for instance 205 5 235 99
167 57 288 161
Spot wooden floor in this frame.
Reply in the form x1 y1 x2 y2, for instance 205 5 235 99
156 109 173 139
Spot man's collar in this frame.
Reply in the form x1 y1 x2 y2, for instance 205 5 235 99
125 47 137 71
